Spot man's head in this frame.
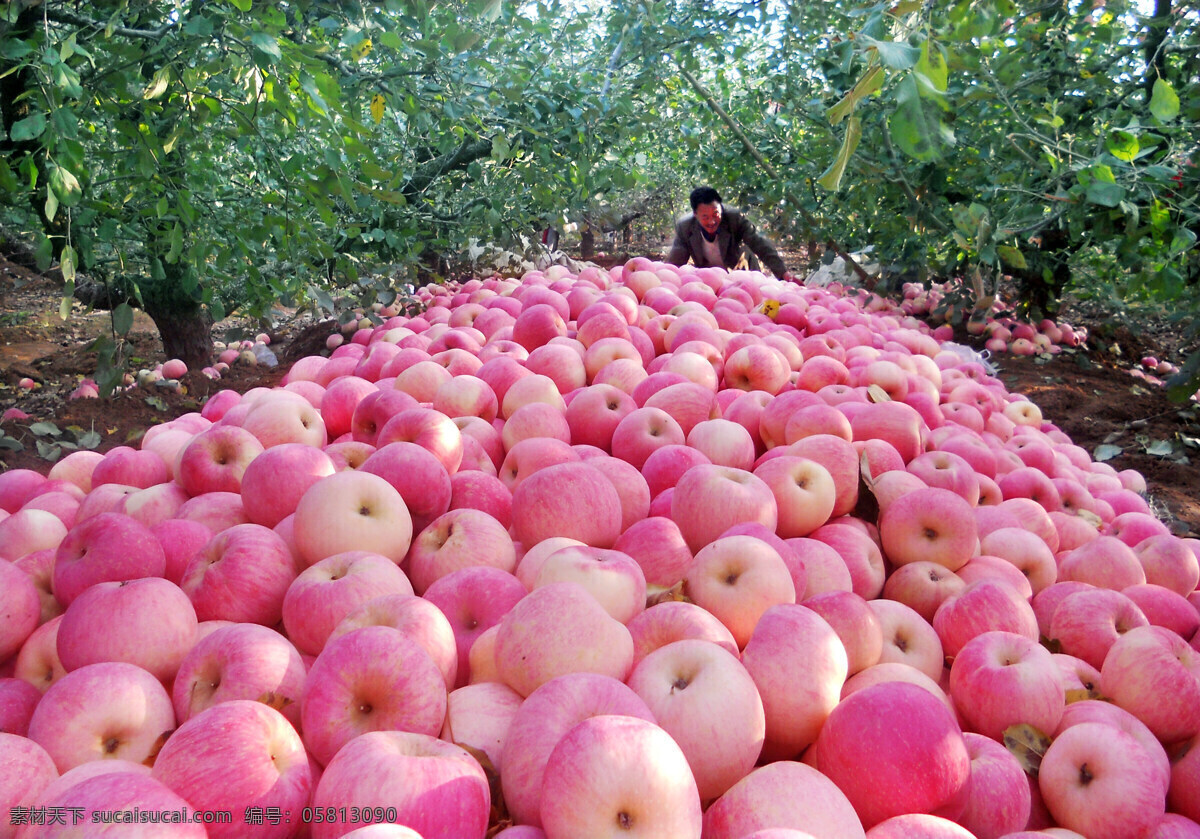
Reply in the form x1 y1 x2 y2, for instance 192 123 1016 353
689 186 723 235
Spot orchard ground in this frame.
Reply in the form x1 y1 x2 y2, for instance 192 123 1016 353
1 243 1198 535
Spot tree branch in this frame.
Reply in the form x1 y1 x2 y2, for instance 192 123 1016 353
401 137 494 199
42 7 175 40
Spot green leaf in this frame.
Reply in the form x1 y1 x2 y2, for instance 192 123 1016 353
915 39 948 96
1086 181 1125 207
44 188 58 223
818 116 861 192
476 0 502 22
1149 78 1179 122
49 164 82 206
860 35 920 70
166 223 183 264
143 67 171 100
76 430 102 449
1094 443 1123 462
997 245 1027 270
251 32 282 62
1144 439 1174 457
889 85 940 161
29 421 61 437
228 0 252 11
59 244 77 283
10 113 47 142
112 302 134 336
827 65 885 125
1106 130 1139 163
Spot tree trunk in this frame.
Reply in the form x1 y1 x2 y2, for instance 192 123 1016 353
145 302 213 370
580 226 596 259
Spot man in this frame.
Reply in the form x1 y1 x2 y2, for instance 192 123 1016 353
666 186 795 281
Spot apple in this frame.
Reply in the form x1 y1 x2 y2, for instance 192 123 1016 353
301 626 448 767
0 735 57 826
12 616 66 693
350 389 420 446
751 456 836 539
293 470 414 566
741 604 849 761
310 731 489 839
407 508 516 595
627 639 765 801
499 437 579 492
812 681 971 829
978 526 1057 595
1048 588 1149 670
671 465 778 553
564 383 637 451
327 594 458 692
440 680 523 772
55 577 197 682
684 534 795 649
534 544 646 624
172 622 306 730
181 522 297 626
702 760 866 839
1038 722 1166 838
955 732 1032 839
90 446 171 489
881 561 966 624
22 771 207 838
1100 625 1200 743
151 700 311 839
810 522 887 601
613 516 694 594
239 443 336 528
1134 533 1200 596
494 582 634 697
423 567 528 687
540 715 703 837
1055 699 1171 797
510 461 623 549
176 425 265 496
281 551 415 656
27 661 175 772
611 406 687 470
1122 583 1200 640
933 579 1039 659
173 489 248 533
1058 535 1147 590
0 678 41 736
499 672 655 828
867 599 946 682
0 561 39 665
52 512 166 606
948 630 1064 741
626 601 739 666
880 487 978 572
803 591 883 676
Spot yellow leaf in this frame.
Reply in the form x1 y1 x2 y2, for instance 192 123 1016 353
1004 723 1052 777
866 384 892 403
760 298 781 319
351 38 373 61
370 93 386 124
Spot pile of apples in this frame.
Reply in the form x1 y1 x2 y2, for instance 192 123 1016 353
892 281 1087 357
2 256 1200 839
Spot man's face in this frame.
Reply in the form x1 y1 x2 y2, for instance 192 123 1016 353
696 201 722 234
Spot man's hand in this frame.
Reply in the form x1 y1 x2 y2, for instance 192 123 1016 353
781 270 798 283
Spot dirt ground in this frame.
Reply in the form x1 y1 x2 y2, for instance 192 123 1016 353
2 245 1198 535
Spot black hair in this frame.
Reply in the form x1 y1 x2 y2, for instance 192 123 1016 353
689 186 722 211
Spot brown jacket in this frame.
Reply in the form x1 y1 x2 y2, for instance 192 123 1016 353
666 208 788 278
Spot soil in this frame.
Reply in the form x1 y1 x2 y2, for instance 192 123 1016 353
2 242 1198 535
